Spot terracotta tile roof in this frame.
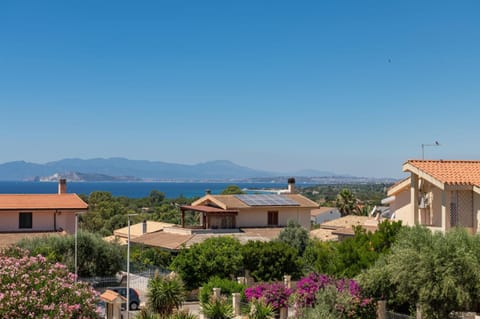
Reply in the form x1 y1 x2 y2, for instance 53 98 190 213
332 225 378 237
405 160 480 186
310 216 379 241
309 228 339 241
387 177 410 196
320 215 372 229
0 194 88 210
114 221 175 239
130 230 193 250
129 227 283 250
100 290 126 303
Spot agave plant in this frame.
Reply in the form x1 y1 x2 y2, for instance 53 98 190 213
248 298 275 319
201 295 234 319
169 309 199 319
134 309 161 319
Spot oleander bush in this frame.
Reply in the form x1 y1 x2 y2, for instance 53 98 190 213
0 248 99 318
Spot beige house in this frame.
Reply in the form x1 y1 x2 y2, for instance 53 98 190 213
0 179 88 235
385 160 480 233
128 179 319 251
181 192 318 230
105 220 175 245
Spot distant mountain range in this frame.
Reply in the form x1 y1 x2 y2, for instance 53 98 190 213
0 158 395 183
0 158 340 181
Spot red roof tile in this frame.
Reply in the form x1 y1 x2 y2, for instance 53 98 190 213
405 160 480 186
0 194 88 210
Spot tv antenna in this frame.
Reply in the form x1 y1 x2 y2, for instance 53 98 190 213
421 141 440 160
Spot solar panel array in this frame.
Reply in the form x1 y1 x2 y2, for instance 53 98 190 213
235 194 300 206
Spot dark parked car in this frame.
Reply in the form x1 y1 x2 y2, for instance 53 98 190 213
107 287 140 311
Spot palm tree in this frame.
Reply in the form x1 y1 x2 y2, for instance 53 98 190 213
147 271 186 317
335 189 357 217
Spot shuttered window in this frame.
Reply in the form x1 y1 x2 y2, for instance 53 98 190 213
268 211 278 226
19 212 32 229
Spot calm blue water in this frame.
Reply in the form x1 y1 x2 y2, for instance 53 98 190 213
0 181 308 198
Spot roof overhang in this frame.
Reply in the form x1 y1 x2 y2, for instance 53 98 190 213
0 208 88 211
181 205 238 214
403 162 445 190
474 186 480 195
387 177 411 196
191 195 228 210
381 195 396 205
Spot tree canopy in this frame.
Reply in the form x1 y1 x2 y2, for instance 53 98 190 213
358 226 480 318
220 185 245 195
14 230 124 277
170 237 243 290
277 220 309 255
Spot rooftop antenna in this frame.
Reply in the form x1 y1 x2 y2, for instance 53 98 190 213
421 141 440 160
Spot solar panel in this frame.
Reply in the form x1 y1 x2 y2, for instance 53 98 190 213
235 194 300 206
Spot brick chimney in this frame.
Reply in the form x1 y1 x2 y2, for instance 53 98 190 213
287 177 296 194
58 178 67 194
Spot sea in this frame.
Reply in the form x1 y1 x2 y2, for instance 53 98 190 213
0 181 311 199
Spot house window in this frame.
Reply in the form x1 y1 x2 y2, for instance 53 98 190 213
19 212 32 229
268 211 278 226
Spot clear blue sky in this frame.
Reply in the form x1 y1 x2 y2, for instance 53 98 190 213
1 1 479 178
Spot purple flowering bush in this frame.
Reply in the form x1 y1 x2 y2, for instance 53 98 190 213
0 248 100 318
294 273 331 307
245 283 293 310
294 273 376 319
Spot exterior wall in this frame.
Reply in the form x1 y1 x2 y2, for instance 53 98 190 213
430 187 443 227
450 190 475 232
391 188 413 225
0 210 78 233
56 213 77 234
235 207 311 230
475 192 480 234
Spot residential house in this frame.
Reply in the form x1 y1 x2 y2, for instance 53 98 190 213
128 178 319 251
105 220 175 245
181 182 318 230
0 179 87 240
384 160 480 233
310 215 377 241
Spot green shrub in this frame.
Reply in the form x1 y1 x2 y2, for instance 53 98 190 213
171 237 243 290
14 230 124 276
199 277 246 304
242 240 302 282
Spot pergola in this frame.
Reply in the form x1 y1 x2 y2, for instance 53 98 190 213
180 205 238 229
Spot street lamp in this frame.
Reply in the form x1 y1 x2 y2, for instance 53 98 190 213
126 213 138 319
421 141 440 160
74 212 83 282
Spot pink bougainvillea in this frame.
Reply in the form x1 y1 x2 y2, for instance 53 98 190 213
293 273 376 318
0 248 99 318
